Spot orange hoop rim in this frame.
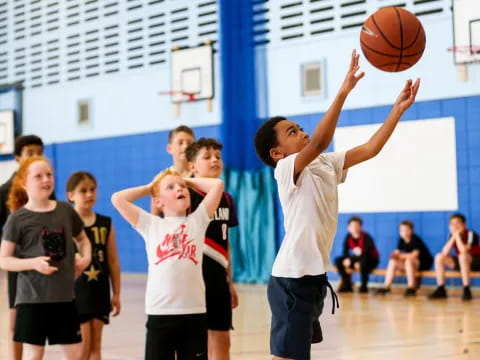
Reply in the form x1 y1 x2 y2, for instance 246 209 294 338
447 45 480 54
157 91 197 101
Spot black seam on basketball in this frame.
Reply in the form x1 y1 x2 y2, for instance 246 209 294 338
361 40 424 58
378 62 413 67
371 12 402 50
395 7 403 72
404 22 422 50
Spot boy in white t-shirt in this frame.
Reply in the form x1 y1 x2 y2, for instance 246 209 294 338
254 50 420 360
111 169 224 360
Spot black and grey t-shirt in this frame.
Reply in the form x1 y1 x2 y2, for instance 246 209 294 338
2 201 84 305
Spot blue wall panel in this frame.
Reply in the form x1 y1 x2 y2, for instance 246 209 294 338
44 125 220 273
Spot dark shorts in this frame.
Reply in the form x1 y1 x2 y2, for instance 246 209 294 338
268 274 330 360
145 313 207 360
453 256 480 271
78 312 110 325
14 301 82 346
203 257 232 331
8 271 17 309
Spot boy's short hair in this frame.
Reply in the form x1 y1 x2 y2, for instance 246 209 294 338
14 135 44 156
185 138 222 162
450 212 466 223
254 116 286 168
400 220 414 229
168 125 194 143
348 216 363 226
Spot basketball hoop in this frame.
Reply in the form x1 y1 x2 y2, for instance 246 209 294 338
158 90 213 118
447 45 480 82
447 45 480 54
157 91 197 102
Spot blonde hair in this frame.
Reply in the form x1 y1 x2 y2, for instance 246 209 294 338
7 156 52 212
151 168 182 197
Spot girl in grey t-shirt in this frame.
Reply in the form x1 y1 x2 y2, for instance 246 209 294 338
0 156 92 359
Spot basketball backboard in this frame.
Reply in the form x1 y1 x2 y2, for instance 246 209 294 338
0 110 14 155
170 44 214 103
452 0 480 64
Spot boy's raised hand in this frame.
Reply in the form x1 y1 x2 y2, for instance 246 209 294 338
393 78 421 114
340 50 365 93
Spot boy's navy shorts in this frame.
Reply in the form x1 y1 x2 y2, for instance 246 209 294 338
268 273 338 360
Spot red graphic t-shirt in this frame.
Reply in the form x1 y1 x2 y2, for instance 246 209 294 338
134 203 211 315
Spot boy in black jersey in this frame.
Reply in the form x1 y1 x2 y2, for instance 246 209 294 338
185 138 239 360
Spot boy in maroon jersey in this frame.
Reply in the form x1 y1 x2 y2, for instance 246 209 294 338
335 216 379 293
429 213 480 301
185 138 239 360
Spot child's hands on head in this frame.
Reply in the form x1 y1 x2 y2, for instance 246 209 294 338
340 49 365 93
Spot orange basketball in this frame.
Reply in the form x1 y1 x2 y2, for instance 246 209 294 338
360 7 426 72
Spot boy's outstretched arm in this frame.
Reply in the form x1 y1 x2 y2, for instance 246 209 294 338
294 50 364 177
343 78 421 170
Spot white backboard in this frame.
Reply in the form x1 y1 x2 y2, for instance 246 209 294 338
453 0 480 63
0 110 14 155
171 44 214 103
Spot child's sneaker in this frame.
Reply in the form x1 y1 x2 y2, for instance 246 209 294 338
462 286 472 301
337 284 353 293
374 287 391 295
358 285 369 293
404 288 416 297
428 286 447 299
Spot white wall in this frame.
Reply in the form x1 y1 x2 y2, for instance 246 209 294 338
0 160 17 183
1 0 221 144
23 62 221 144
267 15 480 117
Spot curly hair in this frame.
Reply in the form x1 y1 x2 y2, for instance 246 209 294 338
185 138 222 162
253 116 286 168
7 156 52 212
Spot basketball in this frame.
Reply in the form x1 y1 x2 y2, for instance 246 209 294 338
360 7 426 72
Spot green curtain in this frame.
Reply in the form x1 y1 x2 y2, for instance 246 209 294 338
224 168 277 283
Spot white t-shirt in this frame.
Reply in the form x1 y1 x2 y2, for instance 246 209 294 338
272 152 348 278
135 203 211 315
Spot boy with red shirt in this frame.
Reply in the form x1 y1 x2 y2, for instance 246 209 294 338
335 216 379 293
429 213 480 301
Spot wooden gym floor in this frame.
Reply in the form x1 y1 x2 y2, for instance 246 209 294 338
1 272 479 359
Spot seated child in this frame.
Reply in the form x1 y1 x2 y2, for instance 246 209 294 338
429 213 480 301
335 216 379 293
375 220 433 296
